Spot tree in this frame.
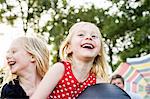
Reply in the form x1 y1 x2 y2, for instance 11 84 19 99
107 0 150 61
0 0 149 71
0 0 76 63
0 0 112 64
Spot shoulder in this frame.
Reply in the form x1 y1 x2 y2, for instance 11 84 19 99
46 62 65 79
51 62 65 71
51 61 71 72
1 80 28 98
1 82 14 97
1 83 10 94
1 79 19 91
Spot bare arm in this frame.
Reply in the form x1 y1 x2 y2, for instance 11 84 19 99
30 62 65 99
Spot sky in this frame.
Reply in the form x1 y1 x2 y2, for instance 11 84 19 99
0 23 24 66
0 0 112 66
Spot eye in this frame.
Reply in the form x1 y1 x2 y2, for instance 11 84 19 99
12 50 16 54
91 35 98 39
78 33 84 37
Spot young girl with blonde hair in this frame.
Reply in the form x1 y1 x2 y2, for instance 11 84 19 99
31 21 109 99
1 36 49 98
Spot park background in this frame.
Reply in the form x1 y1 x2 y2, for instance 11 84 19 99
0 0 149 98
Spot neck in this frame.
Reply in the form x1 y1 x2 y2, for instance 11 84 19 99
72 58 93 82
19 71 42 97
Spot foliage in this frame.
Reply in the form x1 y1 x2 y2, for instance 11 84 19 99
110 0 150 60
0 0 149 71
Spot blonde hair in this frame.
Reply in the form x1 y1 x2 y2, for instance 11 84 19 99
60 22 109 81
17 36 50 77
0 36 49 91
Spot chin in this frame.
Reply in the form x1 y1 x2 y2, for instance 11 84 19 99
10 69 17 74
82 54 95 58
11 71 16 74
82 56 94 61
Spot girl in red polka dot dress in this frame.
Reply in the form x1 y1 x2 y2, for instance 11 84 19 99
31 22 109 99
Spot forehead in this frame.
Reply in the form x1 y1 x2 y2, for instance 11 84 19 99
9 39 24 48
71 23 100 34
112 78 123 83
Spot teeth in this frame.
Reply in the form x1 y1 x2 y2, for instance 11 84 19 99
82 44 94 49
8 61 16 66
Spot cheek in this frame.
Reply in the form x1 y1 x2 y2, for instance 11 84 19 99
71 40 81 48
118 84 124 88
13 53 22 59
94 39 101 46
97 41 101 48
95 43 101 53
17 52 31 61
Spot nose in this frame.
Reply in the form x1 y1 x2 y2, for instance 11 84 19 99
6 52 12 60
85 35 92 40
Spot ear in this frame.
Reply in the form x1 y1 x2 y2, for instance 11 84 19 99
66 44 72 54
31 55 36 63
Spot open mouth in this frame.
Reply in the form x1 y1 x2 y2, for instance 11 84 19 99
81 43 94 49
8 61 16 66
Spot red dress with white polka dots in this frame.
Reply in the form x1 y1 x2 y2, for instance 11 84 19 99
47 61 96 99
